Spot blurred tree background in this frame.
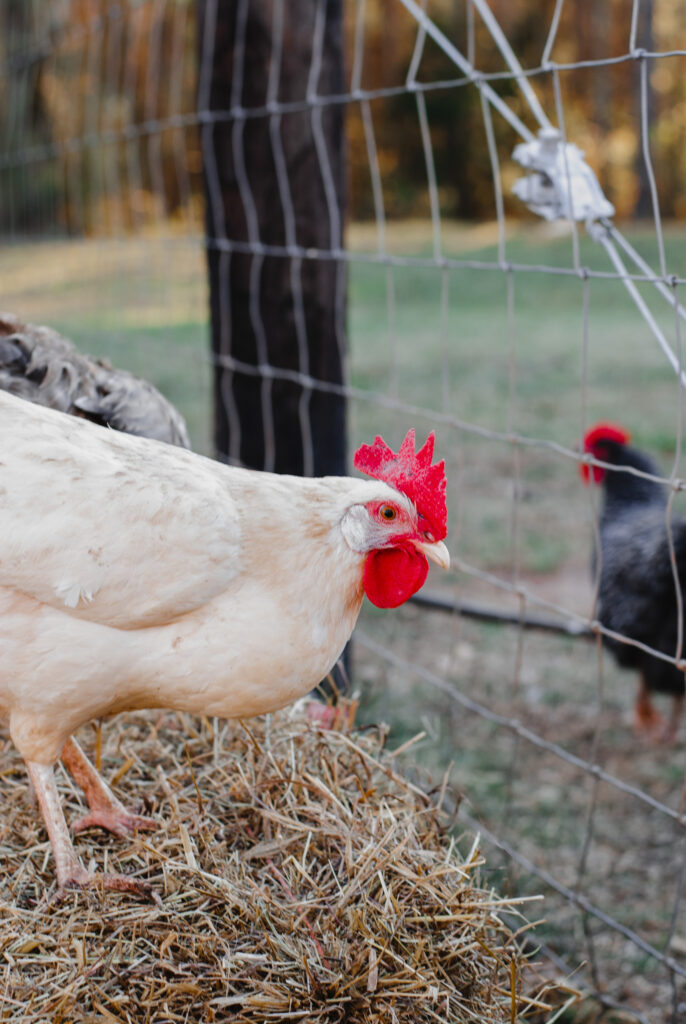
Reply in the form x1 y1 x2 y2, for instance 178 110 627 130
1 0 684 236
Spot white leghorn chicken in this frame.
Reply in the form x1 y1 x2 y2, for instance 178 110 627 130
0 391 449 893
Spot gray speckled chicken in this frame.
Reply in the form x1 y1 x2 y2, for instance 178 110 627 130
0 313 190 448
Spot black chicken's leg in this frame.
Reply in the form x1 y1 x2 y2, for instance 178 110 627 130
661 694 684 745
634 675 664 738
633 676 682 744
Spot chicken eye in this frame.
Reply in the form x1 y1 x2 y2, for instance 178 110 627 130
380 505 397 521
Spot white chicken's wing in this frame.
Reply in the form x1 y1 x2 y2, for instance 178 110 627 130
0 392 240 628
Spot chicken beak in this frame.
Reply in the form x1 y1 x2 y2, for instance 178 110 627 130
413 538 451 570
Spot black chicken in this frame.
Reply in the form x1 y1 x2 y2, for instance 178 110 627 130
0 313 190 448
581 421 686 741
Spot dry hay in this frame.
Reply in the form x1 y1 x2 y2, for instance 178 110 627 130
0 703 571 1022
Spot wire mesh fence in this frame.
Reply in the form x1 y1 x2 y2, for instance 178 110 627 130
3 1 686 1020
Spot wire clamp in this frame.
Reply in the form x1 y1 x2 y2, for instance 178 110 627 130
512 127 615 222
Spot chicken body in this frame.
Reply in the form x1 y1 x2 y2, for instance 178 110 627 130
583 424 686 739
0 392 449 889
0 313 190 448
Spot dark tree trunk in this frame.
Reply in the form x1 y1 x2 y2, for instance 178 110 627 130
590 0 612 139
197 0 347 478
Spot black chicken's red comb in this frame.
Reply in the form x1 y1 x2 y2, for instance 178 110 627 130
583 421 631 450
354 429 447 540
580 421 631 485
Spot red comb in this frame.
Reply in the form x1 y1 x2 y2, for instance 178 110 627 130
583 421 631 450
580 421 631 484
354 429 447 540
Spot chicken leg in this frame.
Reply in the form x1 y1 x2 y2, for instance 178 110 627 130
660 694 684 745
25 759 151 894
61 737 157 837
634 676 683 744
634 675 664 739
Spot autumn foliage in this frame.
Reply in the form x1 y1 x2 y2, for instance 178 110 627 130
0 0 681 234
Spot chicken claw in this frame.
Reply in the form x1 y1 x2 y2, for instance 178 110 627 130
26 759 153 898
650 694 683 747
57 866 154 899
306 699 358 732
71 808 157 838
633 682 682 745
61 737 157 837
633 695 664 740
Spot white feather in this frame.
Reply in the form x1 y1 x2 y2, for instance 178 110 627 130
55 581 95 608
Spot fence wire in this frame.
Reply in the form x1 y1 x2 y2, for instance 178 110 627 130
2 1 686 1020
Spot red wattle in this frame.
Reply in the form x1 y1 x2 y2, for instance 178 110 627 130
579 461 605 486
580 422 630 486
363 546 429 609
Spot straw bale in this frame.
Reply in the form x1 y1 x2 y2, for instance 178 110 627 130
0 704 568 1022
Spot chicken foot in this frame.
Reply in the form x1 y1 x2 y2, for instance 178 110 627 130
61 737 157 837
634 677 683 745
659 694 684 745
25 759 151 895
633 674 665 738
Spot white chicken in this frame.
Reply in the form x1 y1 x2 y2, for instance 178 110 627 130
0 393 449 893
0 313 190 448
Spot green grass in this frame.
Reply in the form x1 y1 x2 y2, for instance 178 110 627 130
349 226 686 448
